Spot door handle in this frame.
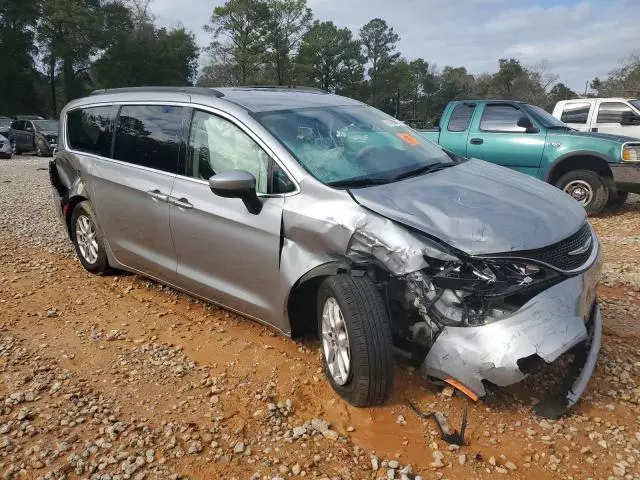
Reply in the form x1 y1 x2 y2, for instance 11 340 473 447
147 189 169 202
168 197 193 209
470 138 484 145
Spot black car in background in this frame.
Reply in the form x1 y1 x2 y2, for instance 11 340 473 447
8 119 59 156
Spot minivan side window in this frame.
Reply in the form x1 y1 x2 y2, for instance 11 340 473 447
67 106 116 157
447 103 475 132
597 102 633 124
186 110 294 194
113 105 183 173
561 103 590 124
479 104 527 132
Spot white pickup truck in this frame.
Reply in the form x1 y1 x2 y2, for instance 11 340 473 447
552 98 640 138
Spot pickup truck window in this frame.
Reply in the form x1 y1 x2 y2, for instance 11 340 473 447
447 104 475 132
560 103 590 124
597 102 633 123
479 105 526 133
631 100 640 110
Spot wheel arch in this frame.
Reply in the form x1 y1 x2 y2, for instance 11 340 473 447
544 151 613 185
287 260 352 338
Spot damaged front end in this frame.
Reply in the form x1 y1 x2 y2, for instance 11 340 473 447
383 224 602 418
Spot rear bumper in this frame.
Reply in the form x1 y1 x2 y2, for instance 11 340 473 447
421 249 602 416
611 163 640 194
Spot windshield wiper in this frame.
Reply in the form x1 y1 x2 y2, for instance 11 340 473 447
392 163 454 182
327 177 391 188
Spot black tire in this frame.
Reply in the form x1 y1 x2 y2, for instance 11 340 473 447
608 190 629 207
555 170 609 215
317 274 394 407
70 201 110 274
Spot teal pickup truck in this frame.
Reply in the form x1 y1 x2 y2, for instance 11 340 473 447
421 100 640 214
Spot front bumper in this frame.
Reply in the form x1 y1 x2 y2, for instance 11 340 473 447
421 252 601 415
611 162 640 194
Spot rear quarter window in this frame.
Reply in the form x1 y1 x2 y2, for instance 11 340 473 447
560 102 590 124
67 106 116 157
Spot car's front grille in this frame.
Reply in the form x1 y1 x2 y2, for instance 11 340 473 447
496 223 593 271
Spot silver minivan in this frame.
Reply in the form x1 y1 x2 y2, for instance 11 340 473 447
50 86 602 417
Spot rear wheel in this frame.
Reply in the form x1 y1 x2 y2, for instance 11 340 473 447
317 274 394 407
555 169 609 215
71 201 110 274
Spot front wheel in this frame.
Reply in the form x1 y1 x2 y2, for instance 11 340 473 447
555 170 609 215
317 274 394 407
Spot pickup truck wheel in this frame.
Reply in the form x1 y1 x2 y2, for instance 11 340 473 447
608 190 629 207
556 170 608 215
317 274 394 407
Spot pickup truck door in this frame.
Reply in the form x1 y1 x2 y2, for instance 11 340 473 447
466 103 546 176
438 102 477 157
591 100 640 137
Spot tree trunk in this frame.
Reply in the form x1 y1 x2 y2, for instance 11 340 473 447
49 57 58 117
62 57 76 101
371 59 377 106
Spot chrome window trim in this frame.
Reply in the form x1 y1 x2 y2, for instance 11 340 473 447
63 100 300 198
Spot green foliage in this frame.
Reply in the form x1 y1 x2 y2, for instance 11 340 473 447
591 54 640 97
93 25 199 88
296 20 363 94
205 0 270 85
262 0 313 85
2 0 633 122
359 18 400 107
0 0 43 115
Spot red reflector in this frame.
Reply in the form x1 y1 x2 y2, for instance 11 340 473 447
63 203 70 218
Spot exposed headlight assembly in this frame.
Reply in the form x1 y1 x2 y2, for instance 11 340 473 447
404 256 559 332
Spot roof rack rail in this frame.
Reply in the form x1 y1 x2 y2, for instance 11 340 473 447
89 86 225 98
238 85 327 94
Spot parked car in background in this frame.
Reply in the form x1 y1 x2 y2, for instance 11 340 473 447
0 134 12 159
421 100 640 214
9 119 59 156
0 116 12 141
552 98 640 138
50 87 602 417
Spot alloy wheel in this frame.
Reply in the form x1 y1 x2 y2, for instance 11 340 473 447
75 214 99 264
321 297 351 386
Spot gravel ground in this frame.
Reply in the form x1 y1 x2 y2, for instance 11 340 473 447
1 155 640 480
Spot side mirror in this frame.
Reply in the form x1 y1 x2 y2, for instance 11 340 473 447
621 110 640 126
517 116 538 133
209 170 262 214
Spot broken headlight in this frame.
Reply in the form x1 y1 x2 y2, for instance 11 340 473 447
405 257 558 330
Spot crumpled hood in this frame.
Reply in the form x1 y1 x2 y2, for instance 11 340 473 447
350 159 586 255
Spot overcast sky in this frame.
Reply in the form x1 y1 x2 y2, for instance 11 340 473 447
150 0 640 92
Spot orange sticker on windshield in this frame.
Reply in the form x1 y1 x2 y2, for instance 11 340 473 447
396 133 419 145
